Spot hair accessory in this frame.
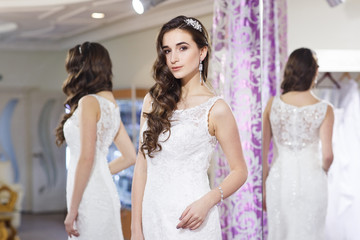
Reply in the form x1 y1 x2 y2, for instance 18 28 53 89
218 186 224 205
199 60 203 85
184 18 202 32
79 45 82 54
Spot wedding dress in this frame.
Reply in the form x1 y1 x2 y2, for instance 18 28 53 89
266 96 329 240
64 94 124 240
141 96 222 240
315 79 360 240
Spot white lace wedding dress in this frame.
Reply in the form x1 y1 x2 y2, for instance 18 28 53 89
266 96 329 240
64 94 124 240
141 96 222 240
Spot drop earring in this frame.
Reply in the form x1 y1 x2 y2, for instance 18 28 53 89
199 60 203 85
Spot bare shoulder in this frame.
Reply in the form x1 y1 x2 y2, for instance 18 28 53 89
264 96 275 114
142 92 153 113
325 103 334 118
266 96 275 109
78 95 99 108
77 95 101 120
210 99 233 119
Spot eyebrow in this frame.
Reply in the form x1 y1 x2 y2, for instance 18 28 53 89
162 41 190 49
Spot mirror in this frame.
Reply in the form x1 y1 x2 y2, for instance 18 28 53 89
263 0 360 239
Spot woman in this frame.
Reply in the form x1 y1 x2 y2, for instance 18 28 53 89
262 48 334 240
131 16 248 240
55 42 136 240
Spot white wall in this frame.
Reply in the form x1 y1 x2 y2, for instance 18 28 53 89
0 51 67 91
287 0 360 71
287 0 360 51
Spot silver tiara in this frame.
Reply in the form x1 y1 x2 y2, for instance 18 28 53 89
184 18 202 32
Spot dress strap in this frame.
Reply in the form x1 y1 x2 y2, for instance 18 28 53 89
205 96 223 128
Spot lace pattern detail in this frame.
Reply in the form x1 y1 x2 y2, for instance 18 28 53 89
270 96 328 151
90 95 120 155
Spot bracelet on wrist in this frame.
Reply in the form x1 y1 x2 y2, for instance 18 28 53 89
217 186 224 205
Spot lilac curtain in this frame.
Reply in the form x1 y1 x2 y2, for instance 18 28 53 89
211 0 287 239
262 0 287 107
211 0 262 239
261 0 287 238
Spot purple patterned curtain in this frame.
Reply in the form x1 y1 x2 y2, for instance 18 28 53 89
211 0 262 239
262 0 287 107
262 0 287 239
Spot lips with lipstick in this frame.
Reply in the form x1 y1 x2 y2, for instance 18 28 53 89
171 66 182 71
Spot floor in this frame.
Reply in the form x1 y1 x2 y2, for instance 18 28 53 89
16 210 131 240
18 212 67 240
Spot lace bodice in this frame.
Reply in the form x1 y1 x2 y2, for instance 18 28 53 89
64 94 120 165
270 96 328 152
141 96 222 240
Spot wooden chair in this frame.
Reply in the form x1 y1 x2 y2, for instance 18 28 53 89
0 185 18 240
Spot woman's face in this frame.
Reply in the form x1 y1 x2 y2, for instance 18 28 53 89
162 29 206 81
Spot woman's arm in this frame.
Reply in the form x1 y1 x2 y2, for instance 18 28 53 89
64 96 99 238
319 105 334 172
108 120 136 174
177 99 248 230
130 94 152 240
262 97 274 211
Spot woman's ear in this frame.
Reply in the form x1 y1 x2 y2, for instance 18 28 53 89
200 46 208 61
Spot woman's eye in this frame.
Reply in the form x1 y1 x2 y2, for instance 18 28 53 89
164 49 170 54
180 46 188 51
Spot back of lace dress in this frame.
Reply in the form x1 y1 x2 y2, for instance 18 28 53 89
270 96 328 152
266 95 330 240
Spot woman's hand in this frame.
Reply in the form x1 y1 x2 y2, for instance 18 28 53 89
64 210 79 238
176 198 212 230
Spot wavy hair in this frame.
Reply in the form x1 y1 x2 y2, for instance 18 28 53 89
140 15 210 157
55 42 113 146
281 48 319 94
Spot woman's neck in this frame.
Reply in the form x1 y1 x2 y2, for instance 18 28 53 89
180 72 203 99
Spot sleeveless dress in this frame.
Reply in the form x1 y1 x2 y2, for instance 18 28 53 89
141 96 222 240
64 94 124 240
266 96 329 240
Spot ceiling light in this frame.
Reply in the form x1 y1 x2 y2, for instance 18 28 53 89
326 0 345 7
0 22 18 34
132 0 166 15
91 12 105 19
132 0 145 14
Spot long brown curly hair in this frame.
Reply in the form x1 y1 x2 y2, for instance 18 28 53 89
281 48 319 94
55 42 113 146
141 16 211 157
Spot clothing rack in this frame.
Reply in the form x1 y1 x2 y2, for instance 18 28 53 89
316 72 341 89
340 72 351 81
356 73 360 82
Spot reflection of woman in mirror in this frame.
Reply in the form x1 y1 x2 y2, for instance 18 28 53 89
55 42 136 239
131 16 248 240
262 48 334 240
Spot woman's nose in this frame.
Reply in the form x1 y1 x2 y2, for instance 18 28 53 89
170 52 179 64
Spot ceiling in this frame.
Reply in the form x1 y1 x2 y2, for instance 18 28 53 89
0 0 213 51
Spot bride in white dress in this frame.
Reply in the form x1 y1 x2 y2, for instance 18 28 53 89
55 42 136 240
130 16 248 240
263 48 334 240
